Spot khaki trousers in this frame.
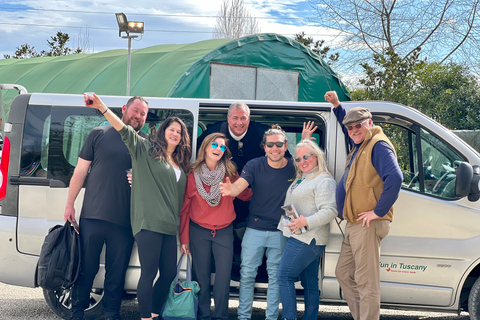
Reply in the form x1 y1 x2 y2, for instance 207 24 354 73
335 220 390 320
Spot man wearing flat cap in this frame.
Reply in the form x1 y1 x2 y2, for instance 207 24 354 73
325 91 402 320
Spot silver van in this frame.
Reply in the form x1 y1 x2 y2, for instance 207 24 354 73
1 88 480 319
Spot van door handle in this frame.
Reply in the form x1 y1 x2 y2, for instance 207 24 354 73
10 176 49 186
9 176 66 187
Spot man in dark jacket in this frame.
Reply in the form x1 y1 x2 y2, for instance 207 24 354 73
197 101 270 173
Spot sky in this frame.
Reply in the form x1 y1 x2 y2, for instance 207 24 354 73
0 0 343 59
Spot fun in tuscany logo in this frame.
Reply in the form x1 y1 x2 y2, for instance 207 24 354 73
380 262 427 274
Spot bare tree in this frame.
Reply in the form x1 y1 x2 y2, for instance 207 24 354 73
308 0 480 74
294 31 340 66
213 0 261 39
77 26 93 54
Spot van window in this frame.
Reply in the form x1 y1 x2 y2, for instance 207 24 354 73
49 107 195 186
197 112 325 155
63 114 109 167
377 121 464 199
20 105 51 177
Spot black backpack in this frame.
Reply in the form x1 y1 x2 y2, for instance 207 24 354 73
37 221 81 291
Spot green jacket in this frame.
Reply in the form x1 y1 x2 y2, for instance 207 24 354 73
119 125 187 236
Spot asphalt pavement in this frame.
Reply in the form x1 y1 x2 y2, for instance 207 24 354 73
0 282 472 320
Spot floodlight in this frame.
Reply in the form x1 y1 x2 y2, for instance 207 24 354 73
114 13 145 96
115 13 128 37
128 21 144 34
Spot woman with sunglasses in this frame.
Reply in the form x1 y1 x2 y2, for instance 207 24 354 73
179 132 252 320
276 139 337 320
83 94 191 320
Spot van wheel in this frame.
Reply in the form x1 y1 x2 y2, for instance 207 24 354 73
469 277 480 319
43 287 104 320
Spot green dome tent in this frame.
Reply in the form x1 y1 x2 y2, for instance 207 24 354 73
0 33 349 115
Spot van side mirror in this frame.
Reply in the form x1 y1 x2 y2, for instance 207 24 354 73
455 162 480 201
468 165 480 202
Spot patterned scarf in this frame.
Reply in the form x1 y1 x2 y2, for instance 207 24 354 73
194 162 226 207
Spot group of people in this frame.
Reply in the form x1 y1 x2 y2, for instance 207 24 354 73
64 90 402 320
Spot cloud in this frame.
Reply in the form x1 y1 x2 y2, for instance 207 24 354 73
0 0 342 59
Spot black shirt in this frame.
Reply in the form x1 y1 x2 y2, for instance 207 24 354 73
78 125 135 228
241 157 296 231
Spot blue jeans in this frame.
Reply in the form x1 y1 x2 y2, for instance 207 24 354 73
277 237 325 320
238 228 287 320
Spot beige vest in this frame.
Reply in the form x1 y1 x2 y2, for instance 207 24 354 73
343 126 396 224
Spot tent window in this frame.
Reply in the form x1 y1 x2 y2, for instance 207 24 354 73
210 63 299 101
256 68 298 101
210 63 256 100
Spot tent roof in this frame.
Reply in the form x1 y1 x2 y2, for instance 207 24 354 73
0 38 231 97
0 33 349 111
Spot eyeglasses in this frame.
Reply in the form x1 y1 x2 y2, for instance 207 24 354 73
294 153 314 163
265 141 285 148
238 141 244 157
211 142 227 152
346 119 369 131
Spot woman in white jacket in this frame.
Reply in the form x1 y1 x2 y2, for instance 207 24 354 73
277 139 338 320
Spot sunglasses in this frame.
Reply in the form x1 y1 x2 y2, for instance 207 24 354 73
265 141 285 148
238 141 244 157
211 142 227 152
294 153 314 163
346 119 369 131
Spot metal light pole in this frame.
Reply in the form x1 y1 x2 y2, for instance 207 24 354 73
125 34 138 96
115 13 144 96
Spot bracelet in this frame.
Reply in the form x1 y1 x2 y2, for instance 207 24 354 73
101 108 109 115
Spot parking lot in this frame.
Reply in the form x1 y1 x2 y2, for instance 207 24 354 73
0 282 472 320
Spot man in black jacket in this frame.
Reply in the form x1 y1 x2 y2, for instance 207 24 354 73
197 101 269 174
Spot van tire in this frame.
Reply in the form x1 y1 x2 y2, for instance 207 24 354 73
469 277 480 319
43 287 104 320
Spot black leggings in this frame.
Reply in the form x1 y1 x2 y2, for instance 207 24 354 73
135 230 177 318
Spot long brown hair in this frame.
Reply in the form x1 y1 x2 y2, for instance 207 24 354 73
150 117 191 173
191 132 237 180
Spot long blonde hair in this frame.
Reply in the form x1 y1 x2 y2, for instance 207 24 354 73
191 132 237 180
294 139 330 180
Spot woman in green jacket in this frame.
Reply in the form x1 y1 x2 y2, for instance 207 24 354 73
84 93 191 320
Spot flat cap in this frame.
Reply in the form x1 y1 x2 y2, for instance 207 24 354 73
342 107 372 125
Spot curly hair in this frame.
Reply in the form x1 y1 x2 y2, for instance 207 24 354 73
191 132 237 180
149 117 191 173
260 124 288 148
